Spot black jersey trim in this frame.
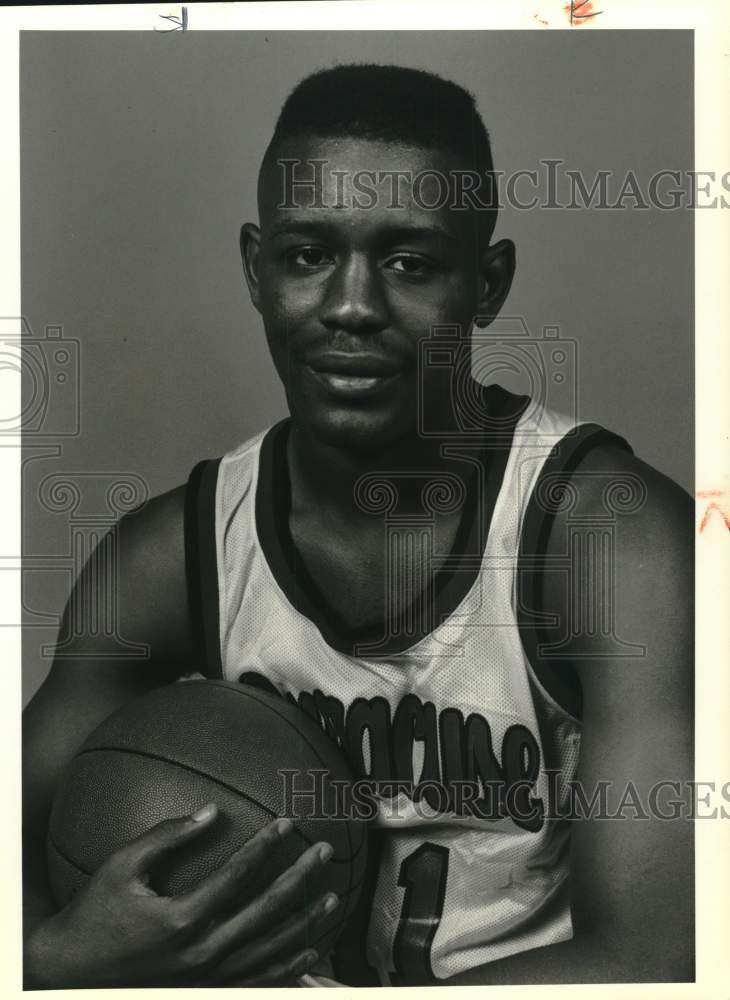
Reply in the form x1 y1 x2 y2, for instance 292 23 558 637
517 424 633 721
184 458 223 679
255 386 527 658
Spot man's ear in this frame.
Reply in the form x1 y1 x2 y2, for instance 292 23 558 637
474 238 516 329
240 222 262 314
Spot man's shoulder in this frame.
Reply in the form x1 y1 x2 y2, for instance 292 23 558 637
555 440 692 543
116 425 274 661
542 439 693 665
120 482 187 557
111 482 195 670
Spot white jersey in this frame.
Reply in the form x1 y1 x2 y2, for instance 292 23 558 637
184 388 630 985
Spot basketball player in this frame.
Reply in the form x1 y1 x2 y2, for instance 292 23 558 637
22 65 693 987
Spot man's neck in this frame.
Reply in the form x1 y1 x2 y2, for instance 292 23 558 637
287 421 461 522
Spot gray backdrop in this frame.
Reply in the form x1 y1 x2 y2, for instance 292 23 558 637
21 30 693 703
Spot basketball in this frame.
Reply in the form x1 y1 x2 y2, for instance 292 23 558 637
47 679 369 960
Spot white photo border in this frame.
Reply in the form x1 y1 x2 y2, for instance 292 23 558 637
1 2 727 997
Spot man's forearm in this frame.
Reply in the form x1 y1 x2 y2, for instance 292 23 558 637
23 832 63 989
446 931 693 986
23 833 57 936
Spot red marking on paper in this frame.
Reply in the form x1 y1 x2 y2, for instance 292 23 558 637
564 0 603 25
697 490 730 533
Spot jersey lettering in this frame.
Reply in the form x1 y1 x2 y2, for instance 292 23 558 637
392 843 450 983
238 670 544 831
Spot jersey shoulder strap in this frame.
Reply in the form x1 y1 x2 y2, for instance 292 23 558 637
517 422 633 720
184 457 223 679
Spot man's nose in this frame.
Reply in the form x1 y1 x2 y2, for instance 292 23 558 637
320 254 389 334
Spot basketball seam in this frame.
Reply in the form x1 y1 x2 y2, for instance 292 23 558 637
47 832 93 877
220 681 360 902
198 680 362 901
72 744 363 864
212 681 360 906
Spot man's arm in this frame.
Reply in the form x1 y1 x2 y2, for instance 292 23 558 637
23 484 333 987
452 447 694 984
23 485 195 937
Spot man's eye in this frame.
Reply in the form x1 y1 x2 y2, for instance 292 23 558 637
386 255 434 276
289 247 333 268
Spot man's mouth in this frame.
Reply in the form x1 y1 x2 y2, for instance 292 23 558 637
306 367 401 397
304 352 405 398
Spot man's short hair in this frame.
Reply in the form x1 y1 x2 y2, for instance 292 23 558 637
262 63 497 244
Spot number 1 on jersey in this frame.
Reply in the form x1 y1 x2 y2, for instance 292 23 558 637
392 843 450 982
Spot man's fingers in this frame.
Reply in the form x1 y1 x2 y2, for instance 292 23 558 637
208 890 338 984
182 838 334 966
172 817 295 924
111 803 219 878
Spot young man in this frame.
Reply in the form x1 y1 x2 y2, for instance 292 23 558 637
22 65 693 987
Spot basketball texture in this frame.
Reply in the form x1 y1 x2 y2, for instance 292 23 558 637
47 679 369 961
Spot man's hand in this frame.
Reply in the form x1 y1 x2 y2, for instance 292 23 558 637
24 805 337 988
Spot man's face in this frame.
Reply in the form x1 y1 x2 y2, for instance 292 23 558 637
246 136 484 454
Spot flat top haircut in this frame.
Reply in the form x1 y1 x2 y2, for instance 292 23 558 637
260 63 498 244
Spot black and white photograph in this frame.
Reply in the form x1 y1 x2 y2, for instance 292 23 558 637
5 2 729 992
